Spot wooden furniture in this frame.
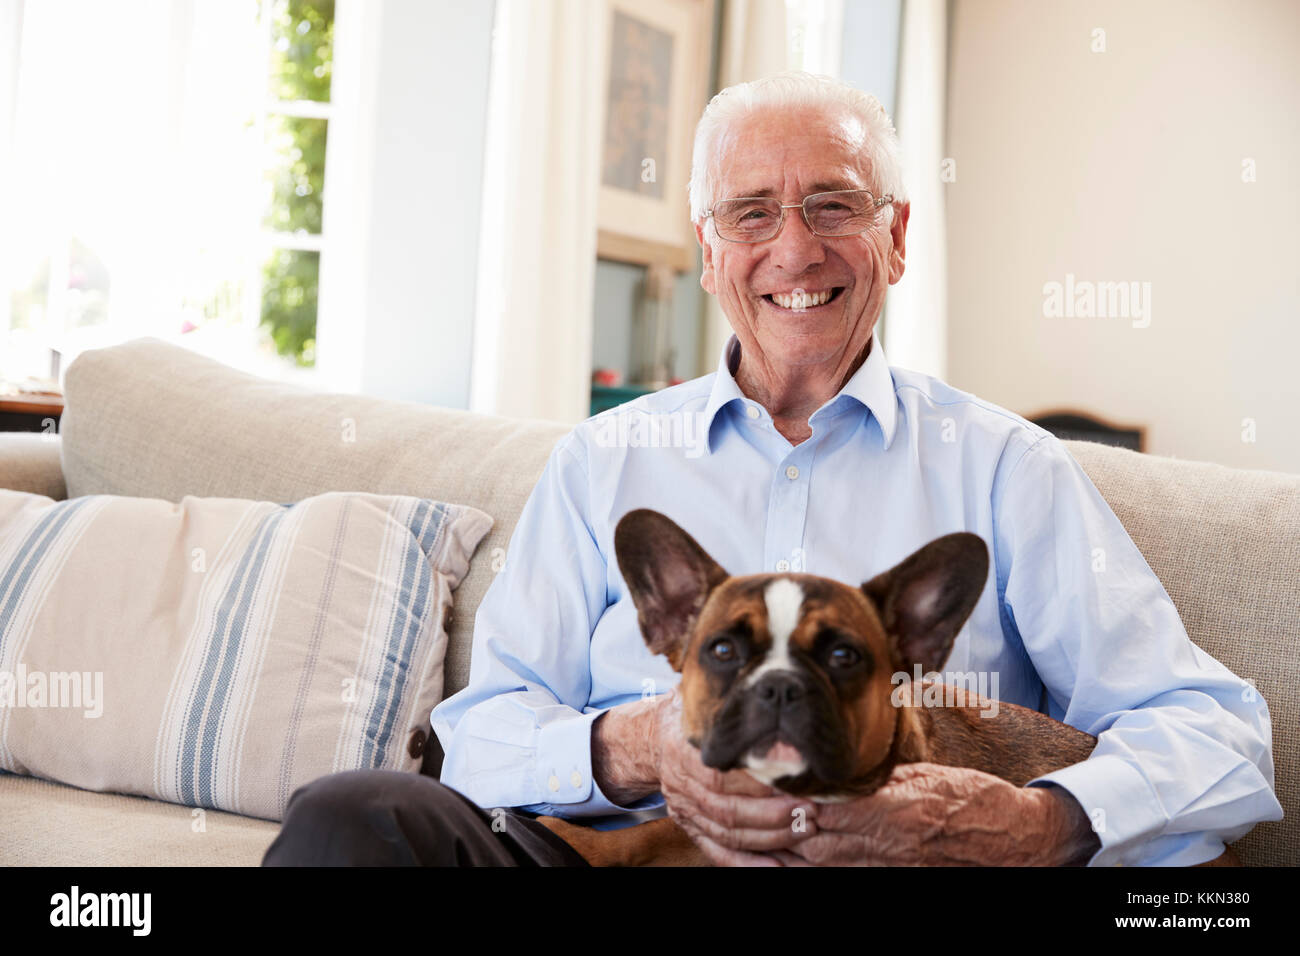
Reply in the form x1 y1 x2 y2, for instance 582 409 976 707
0 392 64 434
1028 409 1146 453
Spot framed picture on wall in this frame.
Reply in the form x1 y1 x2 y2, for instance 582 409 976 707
596 0 713 272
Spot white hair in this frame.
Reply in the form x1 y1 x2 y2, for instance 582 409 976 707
687 71 907 224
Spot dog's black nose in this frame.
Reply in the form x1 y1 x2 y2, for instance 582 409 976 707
753 672 805 708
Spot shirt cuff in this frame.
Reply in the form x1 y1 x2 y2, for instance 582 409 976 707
1027 753 1167 867
524 708 665 819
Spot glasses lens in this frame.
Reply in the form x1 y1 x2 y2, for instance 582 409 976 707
805 190 879 236
712 197 783 241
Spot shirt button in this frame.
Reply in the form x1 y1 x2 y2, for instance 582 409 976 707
785 465 799 480
776 559 790 572
746 405 760 419
407 728 427 759
548 774 561 792
570 771 583 788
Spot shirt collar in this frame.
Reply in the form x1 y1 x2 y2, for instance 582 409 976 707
701 332 899 453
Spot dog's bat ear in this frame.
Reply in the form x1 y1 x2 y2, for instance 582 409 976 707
615 509 729 670
860 532 989 675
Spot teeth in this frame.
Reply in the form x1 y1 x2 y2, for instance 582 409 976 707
771 289 833 310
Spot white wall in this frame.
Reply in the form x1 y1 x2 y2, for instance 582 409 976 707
945 0 1300 473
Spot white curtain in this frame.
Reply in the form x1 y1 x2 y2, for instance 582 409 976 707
785 0 843 76
470 0 605 423
881 0 948 378
0 0 23 353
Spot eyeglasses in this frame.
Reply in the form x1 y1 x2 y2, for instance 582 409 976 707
703 189 894 243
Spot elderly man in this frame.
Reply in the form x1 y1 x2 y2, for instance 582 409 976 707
264 72 1280 867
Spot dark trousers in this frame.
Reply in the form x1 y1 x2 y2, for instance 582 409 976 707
262 770 590 866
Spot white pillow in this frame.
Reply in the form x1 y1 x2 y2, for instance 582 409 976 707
0 489 491 821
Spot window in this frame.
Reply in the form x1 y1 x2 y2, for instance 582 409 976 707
0 0 336 385
785 0 843 75
258 0 335 369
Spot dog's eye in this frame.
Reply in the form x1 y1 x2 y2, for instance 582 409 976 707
829 644 861 668
702 624 749 668
709 638 737 662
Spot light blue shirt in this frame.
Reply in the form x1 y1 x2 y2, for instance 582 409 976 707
432 333 1282 866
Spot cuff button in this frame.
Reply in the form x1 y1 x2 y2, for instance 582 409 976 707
548 774 561 792
570 771 583 788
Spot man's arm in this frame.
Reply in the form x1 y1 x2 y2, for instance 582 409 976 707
996 435 1283 866
432 430 819 863
431 433 662 818
590 699 660 805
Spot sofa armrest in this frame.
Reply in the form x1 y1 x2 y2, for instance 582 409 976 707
0 432 67 500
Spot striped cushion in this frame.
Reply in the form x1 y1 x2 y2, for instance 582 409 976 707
0 489 491 821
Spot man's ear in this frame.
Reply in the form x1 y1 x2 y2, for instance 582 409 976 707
695 220 716 296
887 200 909 284
860 532 988 675
615 509 729 671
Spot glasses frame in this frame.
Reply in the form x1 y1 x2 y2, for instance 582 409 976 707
703 188 896 243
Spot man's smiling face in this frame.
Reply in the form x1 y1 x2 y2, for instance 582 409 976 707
696 103 909 377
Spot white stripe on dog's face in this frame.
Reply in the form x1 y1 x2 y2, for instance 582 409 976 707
743 578 804 686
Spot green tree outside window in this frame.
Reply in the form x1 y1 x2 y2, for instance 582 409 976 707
260 0 333 367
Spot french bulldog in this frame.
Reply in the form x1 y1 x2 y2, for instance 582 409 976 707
538 509 1237 867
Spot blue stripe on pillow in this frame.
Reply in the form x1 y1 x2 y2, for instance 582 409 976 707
0 498 95 663
178 509 286 807
360 499 441 767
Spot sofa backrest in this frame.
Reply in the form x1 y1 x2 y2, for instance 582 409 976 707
1058 440 1298 867
59 337 570 702
60 337 1296 864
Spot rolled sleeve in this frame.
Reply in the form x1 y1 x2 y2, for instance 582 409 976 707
996 436 1283 866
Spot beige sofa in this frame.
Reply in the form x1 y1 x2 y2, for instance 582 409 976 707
0 337 1294 865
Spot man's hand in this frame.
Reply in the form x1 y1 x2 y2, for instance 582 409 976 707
592 689 818 865
771 762 1100 866
652 689 821 865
